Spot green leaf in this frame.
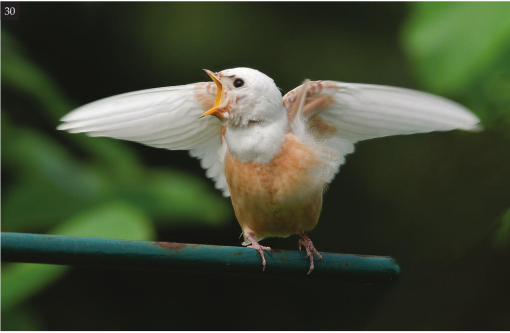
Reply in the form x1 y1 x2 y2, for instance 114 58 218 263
52 201 156 240
403 3 510 94
1 264 68 314
1 201 155 310
121 169 232 227
493 208 510 251
1 125 112 231
1 306 44 331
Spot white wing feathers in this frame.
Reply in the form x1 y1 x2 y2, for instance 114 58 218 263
189 136 230 197
320 81 481 141
284 80 481 183
58 83 230 196
60 77 481 197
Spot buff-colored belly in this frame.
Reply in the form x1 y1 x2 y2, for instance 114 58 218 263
224 134 325 241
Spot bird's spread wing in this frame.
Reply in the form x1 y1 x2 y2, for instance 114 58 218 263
58 82 230 197
283 80 481 183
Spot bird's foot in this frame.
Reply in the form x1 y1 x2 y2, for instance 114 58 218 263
246 234 272 272
299 231 322 275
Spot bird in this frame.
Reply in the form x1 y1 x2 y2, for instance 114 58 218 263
58 67 481 274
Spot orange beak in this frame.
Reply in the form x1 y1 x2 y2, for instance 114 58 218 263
199 70 224 119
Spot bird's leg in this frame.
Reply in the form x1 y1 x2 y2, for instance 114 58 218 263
246 233 273 272
298 230 323 275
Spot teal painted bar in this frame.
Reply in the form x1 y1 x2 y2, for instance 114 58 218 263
1 232 400 281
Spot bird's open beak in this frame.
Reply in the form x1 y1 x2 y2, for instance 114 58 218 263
199 70 224 119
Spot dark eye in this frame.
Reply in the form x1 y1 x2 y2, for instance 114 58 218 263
233 78 244 88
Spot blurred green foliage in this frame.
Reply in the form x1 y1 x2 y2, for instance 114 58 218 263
493 208 510 251
2 2 510 330
403 2 510 259
403 3 510 127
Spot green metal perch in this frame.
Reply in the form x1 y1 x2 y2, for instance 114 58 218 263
1 232 400 281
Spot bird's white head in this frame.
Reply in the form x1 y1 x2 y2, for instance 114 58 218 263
200 67 285 127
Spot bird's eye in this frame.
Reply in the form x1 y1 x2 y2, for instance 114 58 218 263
233 79 244 88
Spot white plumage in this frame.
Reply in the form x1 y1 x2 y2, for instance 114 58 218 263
320 82 481 140
58 83 229 195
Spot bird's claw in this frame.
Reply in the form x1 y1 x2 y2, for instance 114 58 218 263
247 244 272 271
298 238 322 275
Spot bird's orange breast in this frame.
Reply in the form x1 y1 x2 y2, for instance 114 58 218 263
224 133 325 241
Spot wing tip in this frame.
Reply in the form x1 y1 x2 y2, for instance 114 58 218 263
56 121 78 132
56 121 84 133
460 112 483 133
56 123 67 131
469 123 484 133
57 110 78 130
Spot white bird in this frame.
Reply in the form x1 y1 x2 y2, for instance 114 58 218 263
58 67 481 274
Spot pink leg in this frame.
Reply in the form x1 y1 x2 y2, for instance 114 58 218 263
298 231 323 275
246 234 273 272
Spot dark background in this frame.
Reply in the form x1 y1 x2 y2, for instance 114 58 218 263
2 2 510 330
